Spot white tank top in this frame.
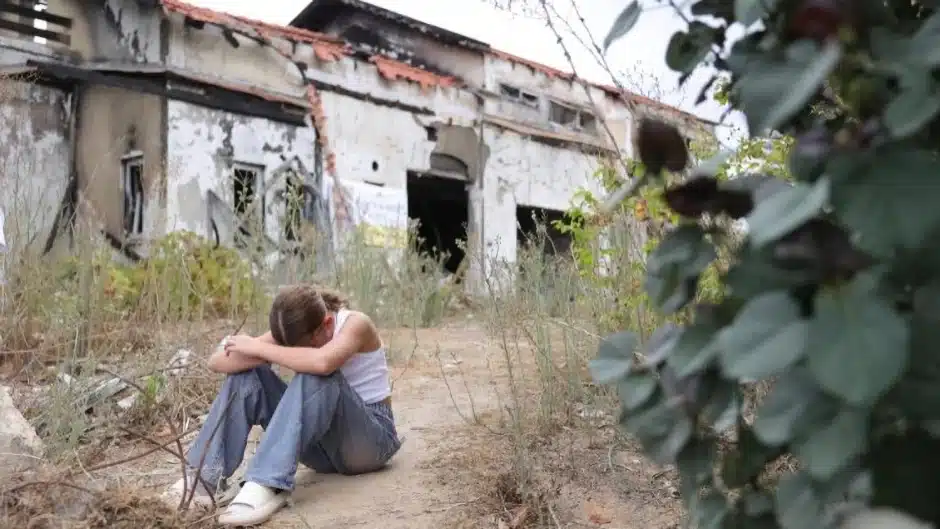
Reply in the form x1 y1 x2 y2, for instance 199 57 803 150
334 309 391 404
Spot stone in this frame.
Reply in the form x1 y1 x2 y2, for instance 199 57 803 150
0 385 43 475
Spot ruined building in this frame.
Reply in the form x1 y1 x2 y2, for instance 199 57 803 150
0 0 714 286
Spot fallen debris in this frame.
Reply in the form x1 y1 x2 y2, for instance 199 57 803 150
0 385 44 477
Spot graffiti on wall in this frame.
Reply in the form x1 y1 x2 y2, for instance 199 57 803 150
205 155 335 268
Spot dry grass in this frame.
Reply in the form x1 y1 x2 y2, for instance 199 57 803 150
0 74 690 528
0 475 216 529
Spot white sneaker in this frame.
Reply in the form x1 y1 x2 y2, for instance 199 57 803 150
162 474 237 509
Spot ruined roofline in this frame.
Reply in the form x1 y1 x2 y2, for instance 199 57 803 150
285 0 714 128
160 0 460 91
289 0 491 52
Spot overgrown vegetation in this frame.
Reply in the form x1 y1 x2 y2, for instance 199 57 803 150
589 1 940 529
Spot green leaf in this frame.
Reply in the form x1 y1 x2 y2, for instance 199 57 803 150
753 368 839 446
775 472 824 529
724 247 816 300
793 406 869 481
746 177 830 248
722 426 783 488
735 40 842 135
603 1 641 52
590 331 638 384
668 321 722 377
808 278 910 406
644 323 680 365
665 23 715 75
718 291 809 379
842 508 934 529
617 373 657 410
626 398 694 464
700 379 740 432
734 0 778 26
691 491 729 529
915 11 940 66
646 225 716 314
677 437 717 491
830 148 940 255
883 74 940 139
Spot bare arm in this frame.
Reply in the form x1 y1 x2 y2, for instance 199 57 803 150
207 331 275 374
249 314 379 376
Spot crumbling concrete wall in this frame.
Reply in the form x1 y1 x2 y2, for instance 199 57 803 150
164 100 317 248
316 12 485 86
165 17 306 101
0 80 70 253
75 84 164 250
480 125 604 266
483 53 630 150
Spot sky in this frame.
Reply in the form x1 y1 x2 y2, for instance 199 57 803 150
187 0 745 146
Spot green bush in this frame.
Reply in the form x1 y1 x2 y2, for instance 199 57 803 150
590 2 940 529
107 230 264 319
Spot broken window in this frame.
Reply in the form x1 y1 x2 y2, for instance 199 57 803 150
549 100 598 134
121 154 144 238
499 83 539 109
232 162 264 248
283 176 304 243
0 0 71 47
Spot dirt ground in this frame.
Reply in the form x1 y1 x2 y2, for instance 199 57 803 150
8 318 683 528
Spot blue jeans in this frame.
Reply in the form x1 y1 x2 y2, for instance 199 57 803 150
184 365 402 492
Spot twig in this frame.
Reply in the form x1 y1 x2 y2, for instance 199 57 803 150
96 367 192 510
85 424 200 473
4 480 98 497
183 391 236 511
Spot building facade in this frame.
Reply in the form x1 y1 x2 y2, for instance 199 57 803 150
0 0 714 286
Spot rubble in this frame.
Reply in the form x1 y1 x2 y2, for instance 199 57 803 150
0 385 44 475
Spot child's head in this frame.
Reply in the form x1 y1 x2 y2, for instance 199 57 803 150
268 284 349 347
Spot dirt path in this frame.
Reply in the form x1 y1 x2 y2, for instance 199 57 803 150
269 323 501 528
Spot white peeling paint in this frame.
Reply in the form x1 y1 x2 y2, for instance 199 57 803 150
165 100 317 246
0 82 70 254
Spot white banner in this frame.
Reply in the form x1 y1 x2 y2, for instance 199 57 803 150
324 178 408 249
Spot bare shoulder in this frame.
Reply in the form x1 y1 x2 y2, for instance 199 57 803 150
344 310 376 329
341 310 381 352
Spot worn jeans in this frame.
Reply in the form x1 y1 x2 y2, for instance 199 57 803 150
184 365 402 492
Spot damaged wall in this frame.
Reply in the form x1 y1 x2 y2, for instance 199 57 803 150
165 16 307 101
0 81 70 253
316 12 485 87
42 0 162 62
165 99 317 248
75 84 164 247
480 125 603 266
484 53 630 151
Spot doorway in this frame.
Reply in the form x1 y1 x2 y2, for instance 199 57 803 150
406 171 468 275
516 205 571 258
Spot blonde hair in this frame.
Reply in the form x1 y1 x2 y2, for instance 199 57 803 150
268 284 349 346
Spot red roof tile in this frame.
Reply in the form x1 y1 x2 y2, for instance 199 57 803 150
160 0 454 89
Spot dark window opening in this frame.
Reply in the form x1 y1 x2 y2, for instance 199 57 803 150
499 83 540 109
232 163 264 248
407 171 468 276
516 206 572 259
121 155 144 238
549 101 598 134
282 176 303 243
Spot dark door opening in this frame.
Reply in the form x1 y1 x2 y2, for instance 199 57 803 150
407 171 468 275
516 205 572 258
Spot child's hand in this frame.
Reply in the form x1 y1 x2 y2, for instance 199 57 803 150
224 334 265 358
